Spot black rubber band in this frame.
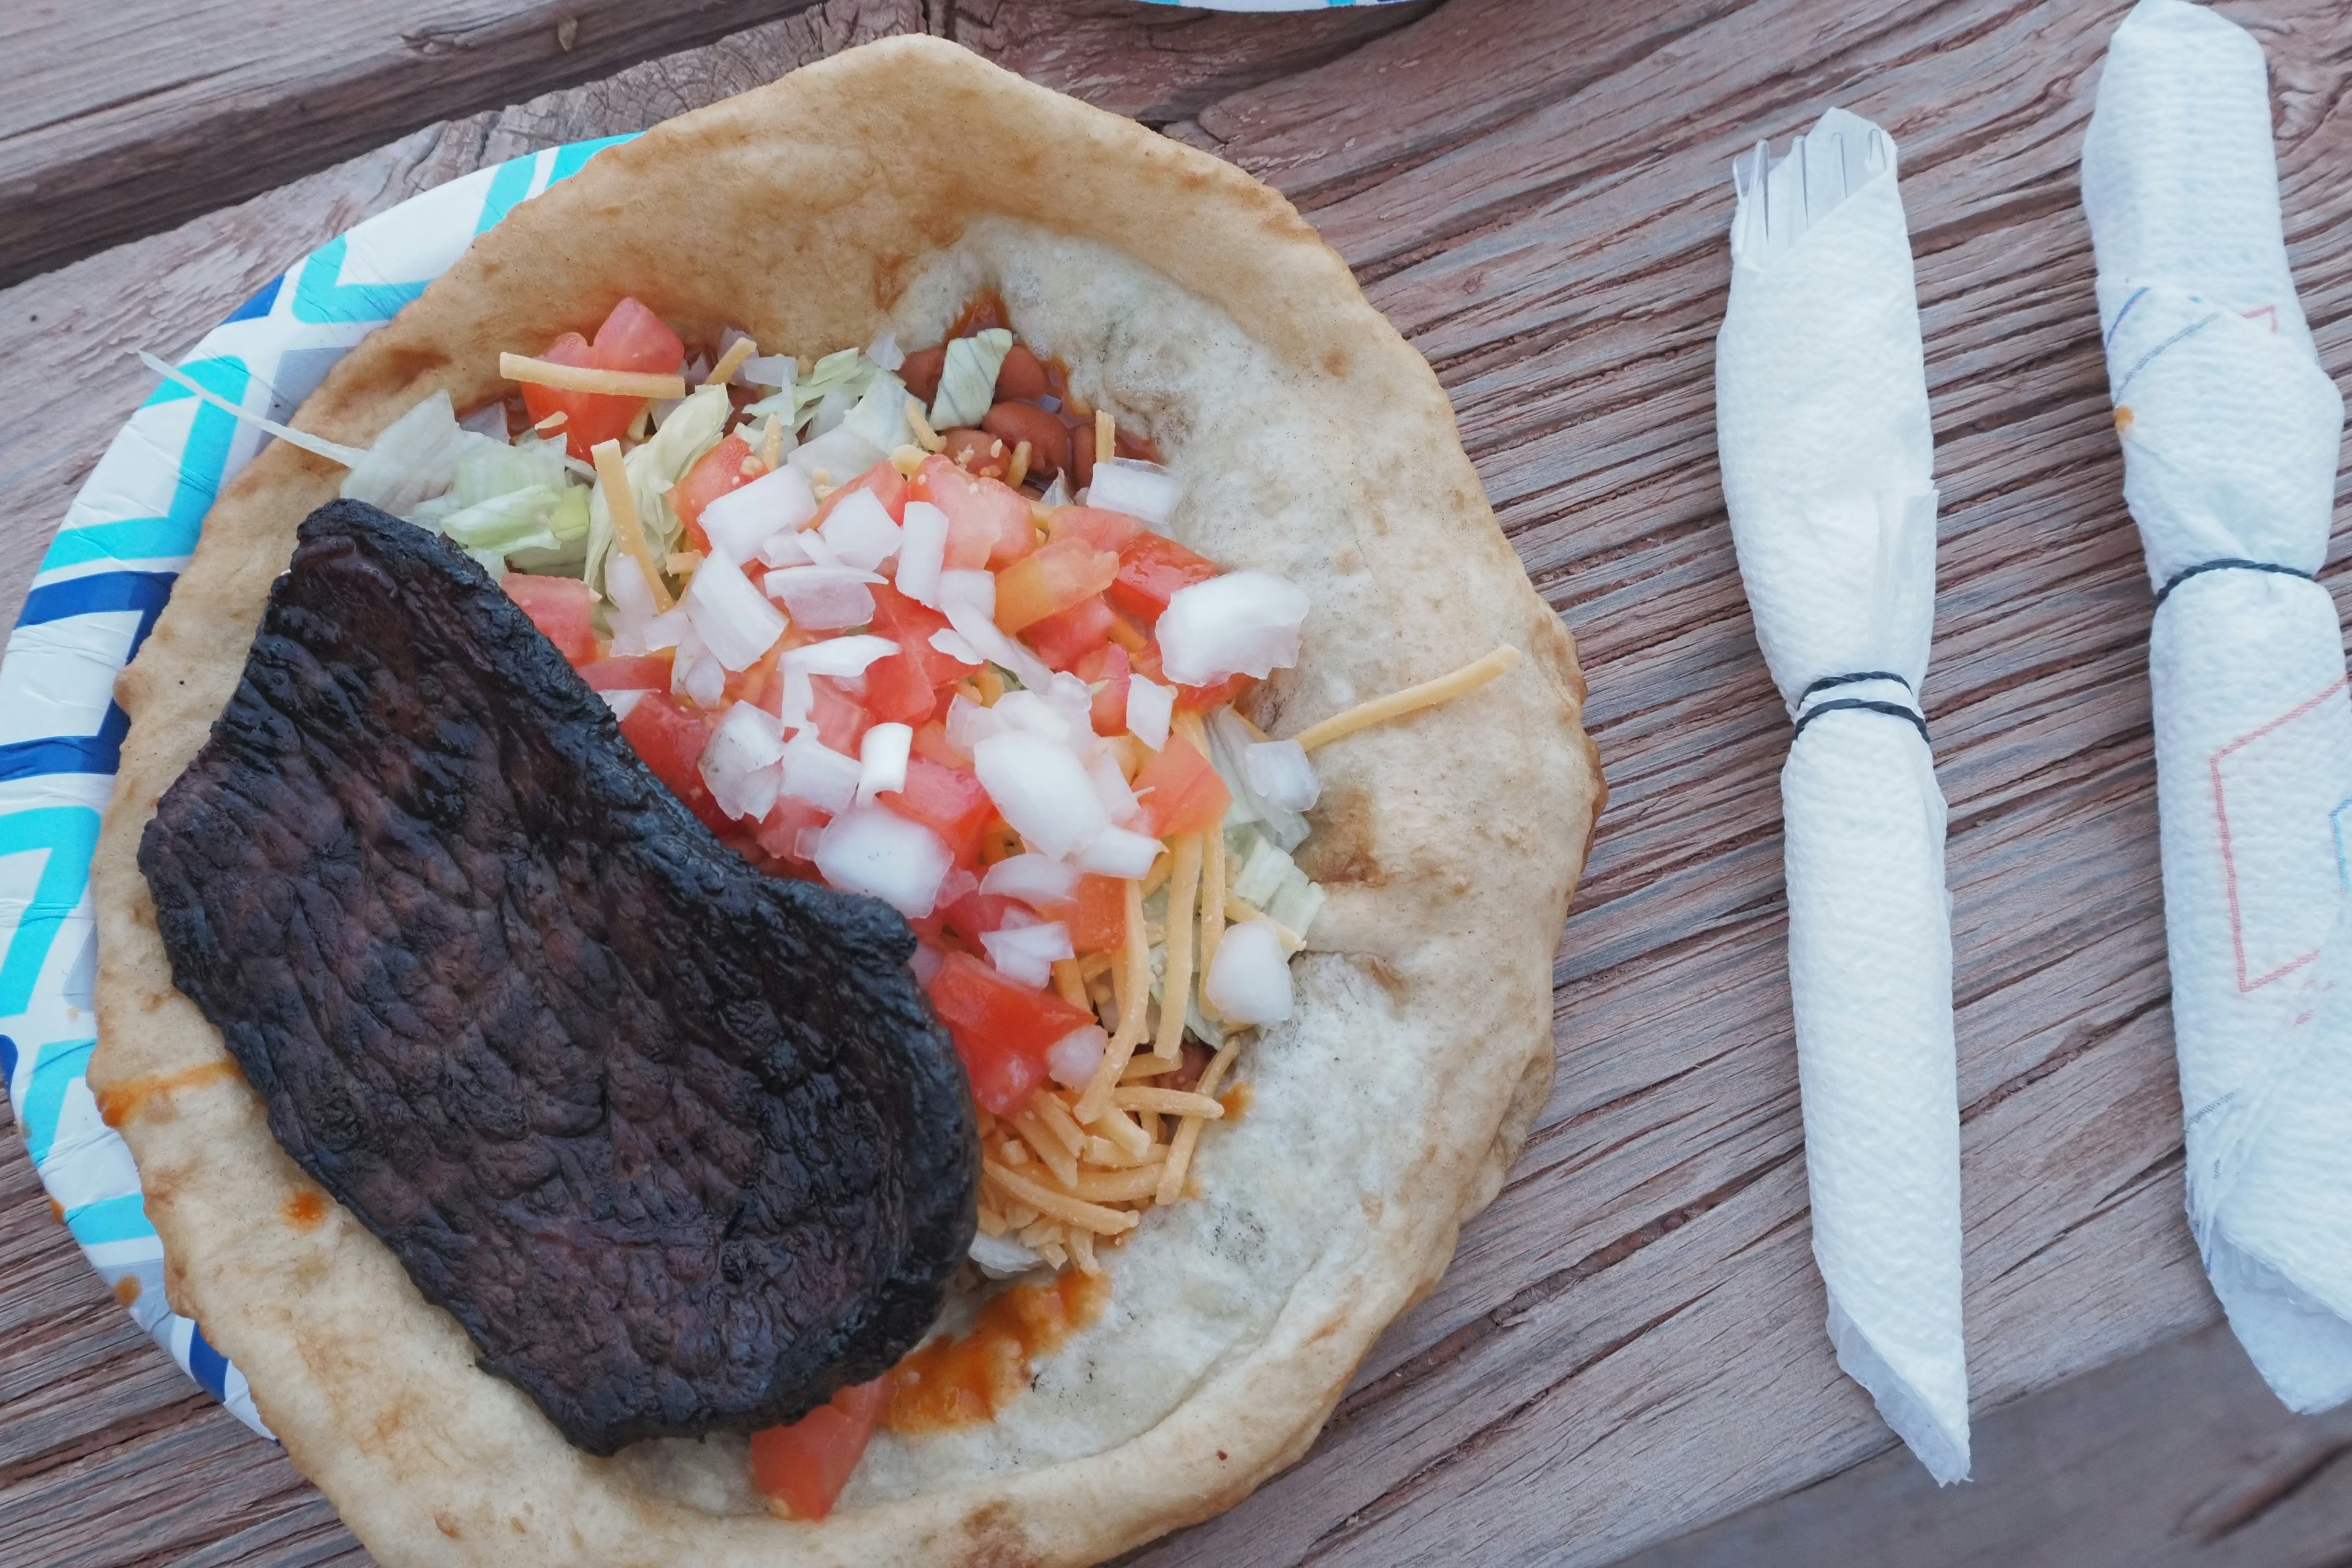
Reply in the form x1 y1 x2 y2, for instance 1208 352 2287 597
1791 698 1929 745
1796 670 1912 704
2153 559 2314 611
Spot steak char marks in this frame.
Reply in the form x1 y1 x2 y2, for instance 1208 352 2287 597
140 500 976 1454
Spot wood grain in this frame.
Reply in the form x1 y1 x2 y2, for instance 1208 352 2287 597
1621 1322 2352 1568
3 0 2351 1564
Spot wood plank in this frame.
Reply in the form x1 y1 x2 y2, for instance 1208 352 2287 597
0 0 845 288
1621 1322 2352 1568
3 0 2351 1565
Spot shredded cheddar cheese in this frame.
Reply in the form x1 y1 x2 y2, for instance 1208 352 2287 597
1154 834 1202 1061
906 399 946 453
1095 408 1114 467
532 410 567 432
500 352 686 401
1075 880 1152 1123
1007 440 1032 489
1291 645 1522 752
590 440 674 612
705 336 757 387
1113 1086 1223 1120
1198 820 1227 1020
760 415 783 472
1156 1039 1240 1205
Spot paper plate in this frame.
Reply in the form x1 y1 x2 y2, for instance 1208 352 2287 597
0 134 634 1433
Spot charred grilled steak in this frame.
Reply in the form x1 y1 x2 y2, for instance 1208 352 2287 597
138 500 977 1454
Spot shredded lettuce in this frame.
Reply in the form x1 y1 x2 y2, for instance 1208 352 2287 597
341 392 506 515
747 346 876 429
1205 706 1308 851
842 369 913 453
929 328 1011 429
1224 821 1324 940
584 383 731 596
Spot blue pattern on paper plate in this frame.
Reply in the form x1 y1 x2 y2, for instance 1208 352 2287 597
0 135 636 1436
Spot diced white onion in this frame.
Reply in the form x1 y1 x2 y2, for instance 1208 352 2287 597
609 553 660 620
992 688 1070 744
980 853 1081 911
1157 571 1309 686
981 919 1073 989
944 692 996 755
758 529 815 568
938 568 996 618
701 465 816 564
1078 824 1163 878
814 807 954 917
740 352 797 390
459 402 510 440
778 659 815 736
1085 458 1181 529
1042 672 1096 739
1037 472 1071 510
969 1231 1043 1278
1243 738 1321 812
896 501 950 606
780 731 862 814
601 690 646 721
930 627 984 666
787 634 899 678
1088 748 1139 826
1126 678 1175 751
698 702 787 821
1046 1025 1108 1090
857 722 913 805
911 940 945 986
820 487 902 571
865 331 905 372
973 733 1106 858
1207 705 1307 851
682 551 787 671
680 648 726 707
763 566 879 631
1205 919 1294 1025
788 423 886 487
945 596 1053 693
639 605 689 655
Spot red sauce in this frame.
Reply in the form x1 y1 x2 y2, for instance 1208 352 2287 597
284 1189 328 1229
95 1059 239 1128
883 1267 1109 1433
1218 1082 1253 1121
113 1275 141 1306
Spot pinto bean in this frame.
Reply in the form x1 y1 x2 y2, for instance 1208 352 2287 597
899 345 946 403
982 401 1071 479
940 428 1012 480
995 344 1049 403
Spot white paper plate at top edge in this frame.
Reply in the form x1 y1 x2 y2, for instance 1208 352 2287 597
0 134 635 1435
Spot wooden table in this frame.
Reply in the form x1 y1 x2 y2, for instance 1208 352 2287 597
5 2 2352 1564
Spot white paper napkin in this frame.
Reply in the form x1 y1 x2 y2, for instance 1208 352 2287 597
2083 0 2352 1413
1715 108 1970 1483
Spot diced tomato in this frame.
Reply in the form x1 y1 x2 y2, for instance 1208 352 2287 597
1108 533 1219 627
592 298 685 374
813 459 908 527
754 794 832 863
938 889 1022 952
501 573 598 665
618 693 730 834
1177 672 1256 712
1132 641 1257 714
519 333 638 460
994 540 1119 635
1048 506 1144 555
1023 594 1117 671
673 435 754 551
880 755 994 865
925 951 1095 1115
865 650 941 726
1072 873 1127 954
870 582 980 687
913 455 1034 569
748 1378 890 1523
578 655 671 692
808 677 872 756
1072 644 1131 734
909 720 963 770
1131 734 1229 839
